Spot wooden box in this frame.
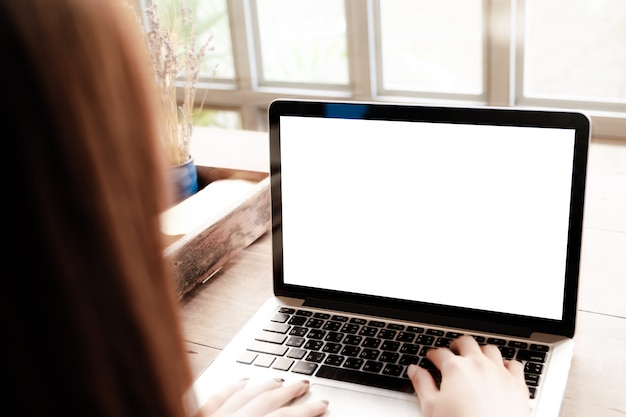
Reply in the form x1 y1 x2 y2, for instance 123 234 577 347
161 128 270 298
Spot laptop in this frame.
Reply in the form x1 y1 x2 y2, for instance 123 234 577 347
193 99 590 417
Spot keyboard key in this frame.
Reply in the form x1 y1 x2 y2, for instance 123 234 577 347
360 349 380 360
254 354 275 368
271 313 290 323
426 329 444 336
381 341 400 351
264 322 290 333
406 326 424 333
292 361 317 375
362 337 381 348
286 348 307 359
323 321 342 331
341 324 360 334
273 358 294 371
344 357 364 369
289 326 308 336
380 352 399 363
344 335 363 345
322 342 342 354
363 361 384 373
285 336 305 347
399 354 419 365
316 365 414 393
305 352 325 363
530 343 550 352
324 354 345 366
434 337 452 347
396 332 416 343
304 340 323 350
524 362 544 374
296 310 313 317
237 351 257 364
288 316 307 326
247 341 288 356
255 331 287 344
516 349 547 363
359 326 379 337
525 373 540 387
498 346 516 359
487 337 507 346
382 364 404 377
400 343 419 355
307 329 326 340
415 334 435 345
418 357 437 371
305 318 324 328
340 345 361 357
378 329 397 339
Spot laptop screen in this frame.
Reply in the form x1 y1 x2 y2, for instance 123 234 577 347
269 101 590 334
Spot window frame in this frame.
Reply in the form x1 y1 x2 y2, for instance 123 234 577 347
138 0 626 138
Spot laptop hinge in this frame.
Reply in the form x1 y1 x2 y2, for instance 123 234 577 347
304 297 533 339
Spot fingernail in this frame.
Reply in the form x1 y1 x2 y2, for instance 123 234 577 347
298 380 311 395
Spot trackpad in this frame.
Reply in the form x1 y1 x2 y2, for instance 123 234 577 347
296 384 421 417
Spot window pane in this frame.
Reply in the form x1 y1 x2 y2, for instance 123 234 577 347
158 0 235 80
255 0 349 85
379 0 484 95
193 108 242 129
524 0 626 101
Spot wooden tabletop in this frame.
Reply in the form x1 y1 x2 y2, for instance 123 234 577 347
179 134 626 417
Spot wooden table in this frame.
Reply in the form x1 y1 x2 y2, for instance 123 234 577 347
179 135 626 417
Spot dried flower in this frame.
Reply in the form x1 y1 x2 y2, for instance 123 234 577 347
143 1 212 166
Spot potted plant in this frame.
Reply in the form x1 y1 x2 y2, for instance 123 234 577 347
143 1 212 203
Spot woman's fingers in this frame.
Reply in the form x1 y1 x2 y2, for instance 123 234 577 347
449 335 483 356
504 359 528 390
212 378 287 415
480 343 504 363
265 397 329 417
425 345 456 372
407 363 439 411
236 380 313 416
199 378 249 416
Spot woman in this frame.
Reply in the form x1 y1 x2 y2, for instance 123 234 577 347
0 1 528 417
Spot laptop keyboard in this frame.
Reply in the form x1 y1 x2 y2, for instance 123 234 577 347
237 307 549 399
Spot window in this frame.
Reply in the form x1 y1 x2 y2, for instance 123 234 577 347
137 0 626 138
376 0 484 99
518 0 626 109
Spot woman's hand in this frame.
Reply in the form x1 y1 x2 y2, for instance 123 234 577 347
407 335 530 417
200 378 328 417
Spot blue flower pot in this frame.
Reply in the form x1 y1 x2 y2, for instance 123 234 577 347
169 157 199 204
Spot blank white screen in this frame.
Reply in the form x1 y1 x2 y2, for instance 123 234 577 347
279 116 576 320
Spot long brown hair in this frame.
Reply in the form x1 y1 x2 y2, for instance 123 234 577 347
1 0 193 415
